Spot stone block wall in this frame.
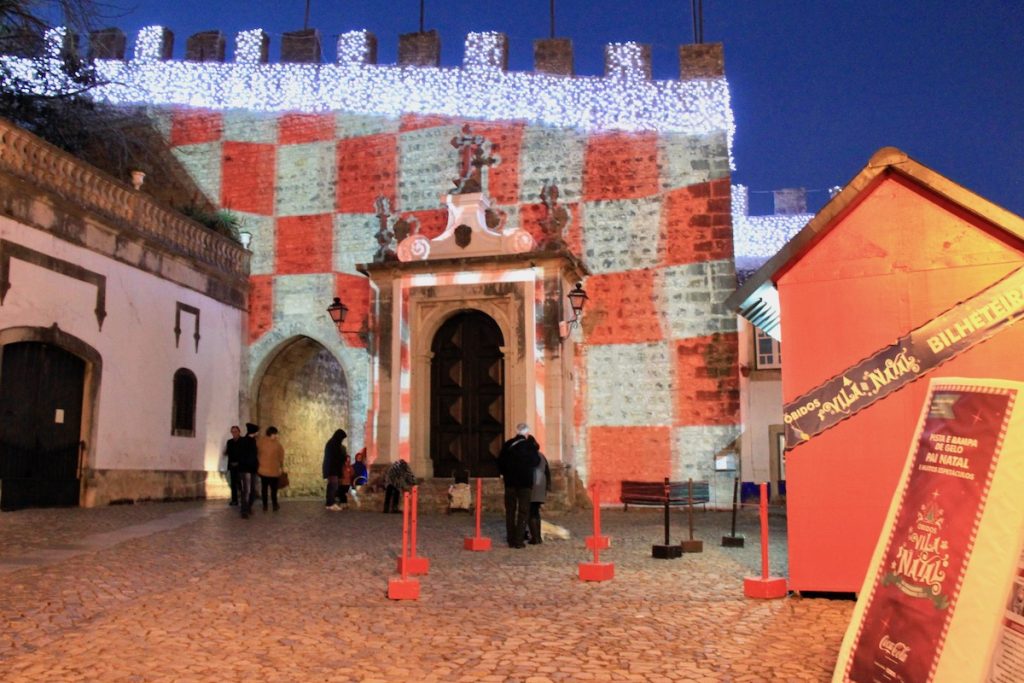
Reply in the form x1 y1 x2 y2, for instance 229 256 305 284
163 105 737 506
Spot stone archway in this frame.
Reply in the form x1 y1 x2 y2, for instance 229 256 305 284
255 336 348 496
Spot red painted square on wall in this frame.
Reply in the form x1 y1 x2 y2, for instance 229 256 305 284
583 271 663 345
588 426 672 503
279 113 335 145
583 132 660 201
673 333 740 426
660 182 734 266
276 214 333 274
170 109 223 147
222 142 275 216
337 133 398 214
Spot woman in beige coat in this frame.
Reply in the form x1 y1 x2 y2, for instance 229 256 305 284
257 426 285 511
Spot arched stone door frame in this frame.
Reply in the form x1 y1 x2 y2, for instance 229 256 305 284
0 325 102 506
247 324 369 450
408 289 530 479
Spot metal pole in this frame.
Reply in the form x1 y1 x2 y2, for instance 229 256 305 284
400 491 410 580
759 482 769 579
730 476 739 537
663 477 671 545
419 0 425 33
474 478 482 537
410 485 419 559
550 0 555 38
687 478 695 540
303 0 311 30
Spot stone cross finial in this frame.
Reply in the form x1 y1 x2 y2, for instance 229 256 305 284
450 124 496 194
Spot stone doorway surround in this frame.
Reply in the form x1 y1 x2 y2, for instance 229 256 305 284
361 250 587 481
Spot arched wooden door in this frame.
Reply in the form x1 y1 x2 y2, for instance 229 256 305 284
430 311 504 477
0 342 84 510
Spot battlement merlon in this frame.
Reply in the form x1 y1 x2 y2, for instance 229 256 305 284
15 26 733 140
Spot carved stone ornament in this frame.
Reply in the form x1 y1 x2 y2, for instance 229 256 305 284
397 234 431 261
454 224 473 249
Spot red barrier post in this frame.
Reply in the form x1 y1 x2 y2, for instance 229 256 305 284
585 481 611 551
743 482 787 599
464 477 492 551
398 485 429 575
579 483 614 581
388 491 420 600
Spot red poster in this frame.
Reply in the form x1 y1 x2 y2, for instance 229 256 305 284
845 386 1015 682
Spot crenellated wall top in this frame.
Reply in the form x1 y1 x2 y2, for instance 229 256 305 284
0 116 249 280
10 27 733 138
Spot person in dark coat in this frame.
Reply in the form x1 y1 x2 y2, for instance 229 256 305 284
528 450 551 545
223 425 242 506
238 423 260 518
322 429 347 510
497 423 541 548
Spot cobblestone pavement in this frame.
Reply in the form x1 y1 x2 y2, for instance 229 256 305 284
0 500 854 682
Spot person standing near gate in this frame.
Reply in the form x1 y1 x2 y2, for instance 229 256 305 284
238 423 260 518
323 429 347 510
224 425 242 506
528 448 551 545
257 426 285 512
498 423 540 548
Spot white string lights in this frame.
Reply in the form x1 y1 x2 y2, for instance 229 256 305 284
731 184 812 267
4 26 734 142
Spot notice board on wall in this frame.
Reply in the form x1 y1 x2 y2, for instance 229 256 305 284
832 377 1024 683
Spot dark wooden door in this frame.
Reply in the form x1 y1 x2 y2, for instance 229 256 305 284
0 342 84 510
430 312 505 478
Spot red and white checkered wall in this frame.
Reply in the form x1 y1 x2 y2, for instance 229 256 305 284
165 107 739 503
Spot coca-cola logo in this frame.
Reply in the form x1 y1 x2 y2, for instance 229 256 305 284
880 635 911 663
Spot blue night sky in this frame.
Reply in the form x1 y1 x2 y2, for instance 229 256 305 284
72 1 1024 216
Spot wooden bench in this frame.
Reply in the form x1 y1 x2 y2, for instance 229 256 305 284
620 480 710 511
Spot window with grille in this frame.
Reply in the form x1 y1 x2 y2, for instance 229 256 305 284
171 368 197 437
755 328 782 369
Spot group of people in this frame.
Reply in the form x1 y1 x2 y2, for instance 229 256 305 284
321 429 369 510
498 422 551 548
223 423 286 519
226 422 553 538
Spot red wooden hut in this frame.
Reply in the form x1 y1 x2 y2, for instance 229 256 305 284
726 147 1024 593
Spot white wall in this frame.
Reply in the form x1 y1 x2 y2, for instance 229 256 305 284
737 318 783 485
0 218 244 474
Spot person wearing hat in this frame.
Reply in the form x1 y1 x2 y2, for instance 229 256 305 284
238 423 260 518
322 429 348 510
498 422 541 548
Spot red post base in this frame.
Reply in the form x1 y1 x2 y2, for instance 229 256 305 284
387 577 421 600
743 576 788 599
396 556 430 575
463 536 492 551
585 535 611 551
578 562 615 582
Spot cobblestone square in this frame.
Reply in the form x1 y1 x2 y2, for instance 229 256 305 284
0 501 853 682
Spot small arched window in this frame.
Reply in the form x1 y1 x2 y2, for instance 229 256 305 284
171 368 197 437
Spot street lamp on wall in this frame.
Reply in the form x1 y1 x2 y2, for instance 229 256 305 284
326 296 360 332
559 282 589 340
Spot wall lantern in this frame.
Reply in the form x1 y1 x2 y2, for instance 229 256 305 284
238 231 252 250
327 296 350 327
560 282 589 339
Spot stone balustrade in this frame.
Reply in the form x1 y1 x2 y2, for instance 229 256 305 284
0 117 249 279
